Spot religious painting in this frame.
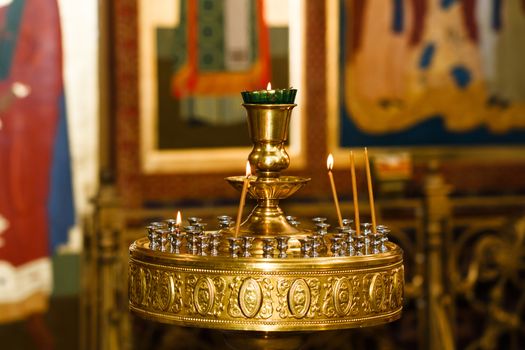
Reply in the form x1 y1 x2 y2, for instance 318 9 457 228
0 0 74 321
139 0 305 173
328 0 525 159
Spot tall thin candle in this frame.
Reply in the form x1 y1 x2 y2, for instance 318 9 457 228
364 147 376 232
327 154 343 228
350 151 361 235
234 161 252 237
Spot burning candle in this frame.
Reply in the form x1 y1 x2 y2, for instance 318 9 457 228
241 82 297 104
327 154 343 228
364 147 377 233
234 161 252 237
176 210 181 232
350 151 361 236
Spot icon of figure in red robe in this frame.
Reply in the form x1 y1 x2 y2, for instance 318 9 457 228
0 0 74 336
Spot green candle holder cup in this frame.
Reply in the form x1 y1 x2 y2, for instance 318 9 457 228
241 87 297 104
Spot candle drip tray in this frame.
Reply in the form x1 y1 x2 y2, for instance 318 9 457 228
225 176 310 239
225 176 311 200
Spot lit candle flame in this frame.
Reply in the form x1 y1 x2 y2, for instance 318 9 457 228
176 210 181 225
245 161 252 178
326 153 342 227
266 82 272 90
326 154 334 171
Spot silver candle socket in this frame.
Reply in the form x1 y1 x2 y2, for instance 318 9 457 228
308 235 321 257
146 225 159 249
315 222 330 235
346 229 356 256
157 229 170 252
286 216 301 228
217 215 234 230
336 227 351 253
376 225 390 253
330 236 344 257
197 235 210 256
342 218 353 229
168 230 184 254
241 236 255 257
187 217 203 226
166 219 178 231
262 238 275 258
209 232 222 256
193 222 207 235
275 236 290 258
185 226 199 254
314 222 330 253
312 217 327 226
299 236 313 257
227 237 242 258
356 232 365 256
361 223 373 255
149 222 167 249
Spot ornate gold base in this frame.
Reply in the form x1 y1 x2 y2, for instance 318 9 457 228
129 238 404 332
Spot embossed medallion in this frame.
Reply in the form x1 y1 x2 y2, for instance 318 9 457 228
194 277 215 316
288 279 311 318
390 267 404 308
369 273 386 312
153 272 175 311
239 278 263 318
333 277 353 316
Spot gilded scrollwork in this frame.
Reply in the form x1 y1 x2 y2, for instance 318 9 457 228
185 274 198 315
211 277 226 317
306 278 321 318
143 269 153 307
321 277 337 318
256 278 274 319
170 274 184 313
227 276 244 318
390 267 404 309
349 276 361 316
276 279 292 318
128 265 144 306
360 274 373 314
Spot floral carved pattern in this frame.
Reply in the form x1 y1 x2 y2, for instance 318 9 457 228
227 277 244 318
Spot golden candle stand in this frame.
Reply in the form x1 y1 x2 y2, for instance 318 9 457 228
128 102 404 348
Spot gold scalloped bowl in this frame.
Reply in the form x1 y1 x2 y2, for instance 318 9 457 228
225 176 310 200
